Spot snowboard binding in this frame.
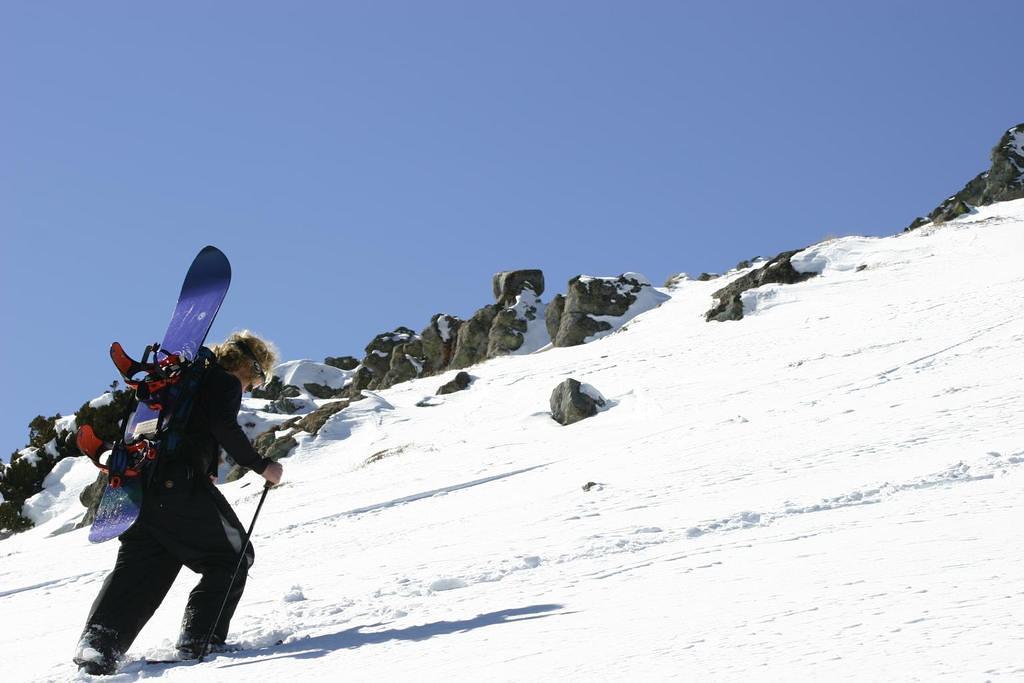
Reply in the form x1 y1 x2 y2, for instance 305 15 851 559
111 342 193 411
77 341 209 486
76 425 157 487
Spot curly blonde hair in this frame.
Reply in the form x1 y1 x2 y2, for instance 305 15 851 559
211 330 279 384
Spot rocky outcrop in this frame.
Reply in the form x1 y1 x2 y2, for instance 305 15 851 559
226 425 299 482
448 270 553 366
493 270 545 306
266 360 352 403
346 328 417 397
705 250 815 322
225 402 350 482
345 367 375 399
254 416 302 454
450 269 552 366
451 304 501 369
264 396 305 414
1 389 133 535
364 328 416 382
907 123 1024 231
663 273 690 288
324 356 359 371
550 379 606 426
250 376 285 400
552 273 664 347
296 401 350 436
420 314 463 375
488 304 529 356
380 338 428 389
545 294 565 341
488 287 545 357
303 383 347 399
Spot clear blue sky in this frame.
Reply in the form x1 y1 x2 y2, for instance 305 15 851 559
2 1 1021 454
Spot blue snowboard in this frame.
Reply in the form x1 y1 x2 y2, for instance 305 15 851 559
89 246 231 543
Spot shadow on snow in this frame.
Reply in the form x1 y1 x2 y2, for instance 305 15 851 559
217 603 568 668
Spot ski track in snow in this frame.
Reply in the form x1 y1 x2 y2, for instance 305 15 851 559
5 199 1024 681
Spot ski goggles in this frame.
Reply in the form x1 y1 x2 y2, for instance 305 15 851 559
234 339 267 390
248 360 267 390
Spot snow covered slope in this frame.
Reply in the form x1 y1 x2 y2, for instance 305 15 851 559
3 199 1024 681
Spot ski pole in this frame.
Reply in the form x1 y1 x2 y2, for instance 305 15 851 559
199 480 273 661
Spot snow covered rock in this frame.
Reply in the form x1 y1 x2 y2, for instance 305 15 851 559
250 375 287 400
907 123 1024 230
705 250 816 322
552 273 669 347
296 400 351 435
263 396 308 415
274 360 353 400
350 328 418 394
488 286 548 357
550 379 607 426
226 421 304 482
257 431 298 462
420 313 463 374
492 269 545 306
450 271 552 363
0 397 97 532
663 272 692 289
228 398 356 481
380 337 428 389
20 457 97 528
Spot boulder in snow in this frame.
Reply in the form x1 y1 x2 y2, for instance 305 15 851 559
437 371 473 396
550 379 607 426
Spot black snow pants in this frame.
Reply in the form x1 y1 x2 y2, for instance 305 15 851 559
75 460 254 666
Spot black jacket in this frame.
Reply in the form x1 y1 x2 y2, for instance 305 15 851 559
182 363 270 478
